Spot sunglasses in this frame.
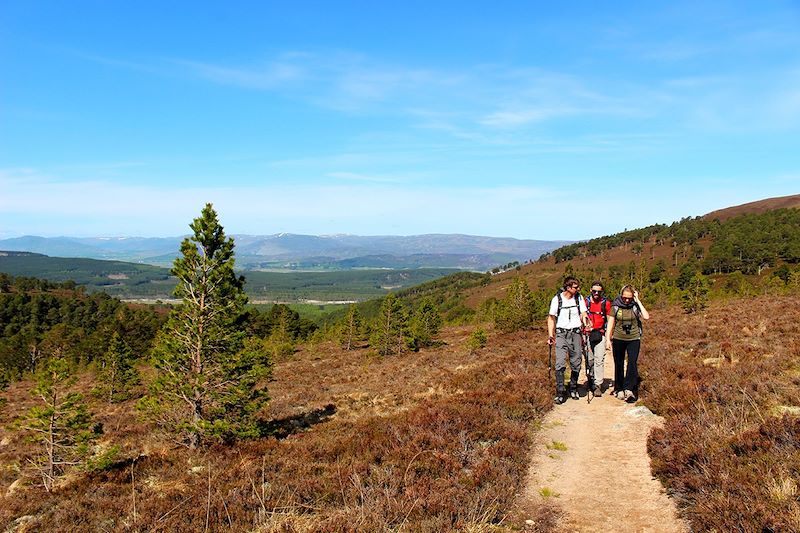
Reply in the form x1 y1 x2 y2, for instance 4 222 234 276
591 289 603 295
569 284 580 290
621 296 633 302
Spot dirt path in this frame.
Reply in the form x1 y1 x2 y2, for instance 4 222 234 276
520 355 689 532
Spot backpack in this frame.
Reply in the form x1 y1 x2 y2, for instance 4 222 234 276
613 303 643 337
585 296 610 332
555 290 583 322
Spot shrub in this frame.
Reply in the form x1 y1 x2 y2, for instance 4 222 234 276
466 328 487 352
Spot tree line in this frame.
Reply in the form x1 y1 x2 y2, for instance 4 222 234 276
543 209 800 277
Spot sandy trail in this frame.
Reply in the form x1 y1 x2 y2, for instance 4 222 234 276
520 354 689 532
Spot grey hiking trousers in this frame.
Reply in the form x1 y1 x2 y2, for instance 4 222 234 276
555 328 582 394
589 332 607 387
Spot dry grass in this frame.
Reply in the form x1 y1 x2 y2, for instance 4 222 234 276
1 325 559 531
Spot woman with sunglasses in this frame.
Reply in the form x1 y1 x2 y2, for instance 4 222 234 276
605 285 650 403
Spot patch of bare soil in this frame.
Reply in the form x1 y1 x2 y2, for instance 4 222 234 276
519 356 689 533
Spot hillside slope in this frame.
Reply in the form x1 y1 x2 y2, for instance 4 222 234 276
703 193 800 221
463 196 800 308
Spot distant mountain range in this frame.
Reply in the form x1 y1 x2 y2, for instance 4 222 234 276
0 233 572 271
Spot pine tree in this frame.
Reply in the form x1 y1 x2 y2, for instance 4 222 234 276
96 332 139 403
788 270 800 295
494 277 535 332
138 204 270 448
265 305 295 360
466 327 487 353
370 293 408 356
340 304 363 350
408 298 442 350
18 352 95 491
681 273 710 314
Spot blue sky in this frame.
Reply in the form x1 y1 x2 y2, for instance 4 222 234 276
1 1 799 240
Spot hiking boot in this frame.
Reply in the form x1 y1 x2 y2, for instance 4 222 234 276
625 390 633 402
554 394 567 405
570 390 579 400
615 390 625 400
594 386 603 397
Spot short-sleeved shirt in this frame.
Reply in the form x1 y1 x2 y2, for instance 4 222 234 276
549 292 587 329
586 297 612 332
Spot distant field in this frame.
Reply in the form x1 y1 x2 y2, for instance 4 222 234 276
0 253 460 302
242 268 462 301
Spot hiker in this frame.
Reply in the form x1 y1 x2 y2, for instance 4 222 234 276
606 285 650 403
547 276 589 403
585 281 612 396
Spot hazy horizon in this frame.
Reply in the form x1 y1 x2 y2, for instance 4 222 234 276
0 231 572 244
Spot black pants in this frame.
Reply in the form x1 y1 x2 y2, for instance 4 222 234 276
612 338 641 393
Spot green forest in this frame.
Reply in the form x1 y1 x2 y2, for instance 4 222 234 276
544 208 800 275
0 252 461 301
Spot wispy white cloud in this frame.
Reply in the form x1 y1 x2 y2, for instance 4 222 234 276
65 38 800 147
478 107 576 127
0 168 562 238
664 66 800 132
173 51 450 112
168 53 642 132
327 171 408 184
172 57 308 90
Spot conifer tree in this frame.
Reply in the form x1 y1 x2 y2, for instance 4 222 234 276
139 204 270 448
788 270 800 295
681 273 710 314
340 304 363 350
19 351 95 491
370 293 407 356
265 305 295 360
96 332 139 403
466 327 487 353
494 277 536 332
408 298 442 349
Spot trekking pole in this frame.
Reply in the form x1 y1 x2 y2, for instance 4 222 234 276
548 342 552 379
583 330 594 404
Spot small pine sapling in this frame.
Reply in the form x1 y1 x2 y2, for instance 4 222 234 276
370 293 408 356
408 298 442 350
467 327 487 353
18 353 97 491
95 332 140 403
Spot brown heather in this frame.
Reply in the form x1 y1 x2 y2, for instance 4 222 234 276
0 326 559 532
644 296 800 532
3 294 798 532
